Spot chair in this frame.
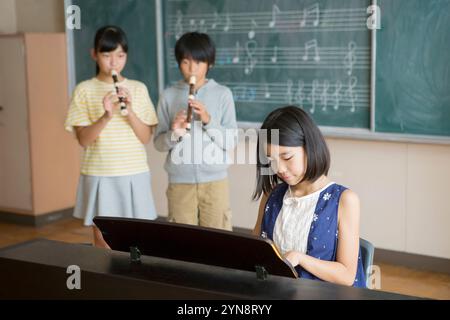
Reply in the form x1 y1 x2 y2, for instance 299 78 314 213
360 238 375 288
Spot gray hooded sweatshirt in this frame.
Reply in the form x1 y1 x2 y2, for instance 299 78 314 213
153 79 238 183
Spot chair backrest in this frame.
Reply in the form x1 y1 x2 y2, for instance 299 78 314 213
360 238 375 288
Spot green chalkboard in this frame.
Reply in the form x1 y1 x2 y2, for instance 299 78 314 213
65 0 450 138
163 0 372 128
375 0 450 137
68 0 159 104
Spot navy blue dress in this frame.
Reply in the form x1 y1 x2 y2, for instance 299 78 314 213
261 182 366 288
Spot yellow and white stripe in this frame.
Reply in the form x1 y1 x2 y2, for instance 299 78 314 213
65 78 158 176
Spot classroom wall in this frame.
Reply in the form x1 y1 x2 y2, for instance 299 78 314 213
147 138 450 260
2 1 449 259
15 0 65 33
0 0 64 34
0 0 17 34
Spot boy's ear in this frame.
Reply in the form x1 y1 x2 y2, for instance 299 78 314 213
90 49 97 61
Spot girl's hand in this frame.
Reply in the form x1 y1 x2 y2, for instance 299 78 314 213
189 99 210 125
284 251 303 267
117 87 133 116
102 91 116 119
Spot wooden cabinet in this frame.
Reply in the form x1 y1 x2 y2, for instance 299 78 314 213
0 33 80 224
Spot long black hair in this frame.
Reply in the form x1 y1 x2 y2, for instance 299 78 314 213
93 25 128 74
252 106 330 200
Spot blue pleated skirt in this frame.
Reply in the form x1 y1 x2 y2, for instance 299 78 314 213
73 172 158 226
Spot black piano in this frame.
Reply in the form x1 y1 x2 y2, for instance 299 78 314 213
0 217 419 300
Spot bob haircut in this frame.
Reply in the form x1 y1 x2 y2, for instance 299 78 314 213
253 106 330 200
174 32 216 67
93 25 128 74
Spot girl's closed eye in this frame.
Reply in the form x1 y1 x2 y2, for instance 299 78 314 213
281 154 294 161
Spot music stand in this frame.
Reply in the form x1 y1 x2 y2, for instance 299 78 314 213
93 217 298 279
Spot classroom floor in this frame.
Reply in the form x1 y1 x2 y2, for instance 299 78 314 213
0 218 449 300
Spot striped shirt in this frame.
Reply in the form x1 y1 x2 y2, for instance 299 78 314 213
65 77 158 176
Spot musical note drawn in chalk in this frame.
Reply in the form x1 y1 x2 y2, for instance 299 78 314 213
300 3 320 28
264 83 271 99
345 76 358 112
248 19 258 39
286 79 294 104
294 80 305 106
232 41 241 64
199 19 207 33
302 39 320 62
321 80 330 112
268 4 281 28
232 86 246 102
247 87 256 101
308 80 320 114
244 40 258 75
211 12 219 29
332 81 342 110
271 46 278 63
189 19 197 32
175 10 183 40
343 42 357 76
224 14 232 32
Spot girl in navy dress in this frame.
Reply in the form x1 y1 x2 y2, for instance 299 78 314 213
253 106 366 287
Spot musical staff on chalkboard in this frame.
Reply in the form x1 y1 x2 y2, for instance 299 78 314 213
167 5 369 37
168 43 370 71
165 0 372 124
201 79 370 113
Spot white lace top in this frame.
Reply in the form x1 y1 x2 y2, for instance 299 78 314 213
273 182 335 255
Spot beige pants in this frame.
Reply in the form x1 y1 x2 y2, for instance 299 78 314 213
166 179 232 231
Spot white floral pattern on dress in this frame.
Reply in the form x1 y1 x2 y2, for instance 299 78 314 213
323 192 332 201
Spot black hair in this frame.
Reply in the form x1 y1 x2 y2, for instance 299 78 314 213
252 106 330 200
93 25 128 74
174 32 216 67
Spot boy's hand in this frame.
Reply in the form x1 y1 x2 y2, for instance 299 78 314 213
171 110 189 140
189 99 210 125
